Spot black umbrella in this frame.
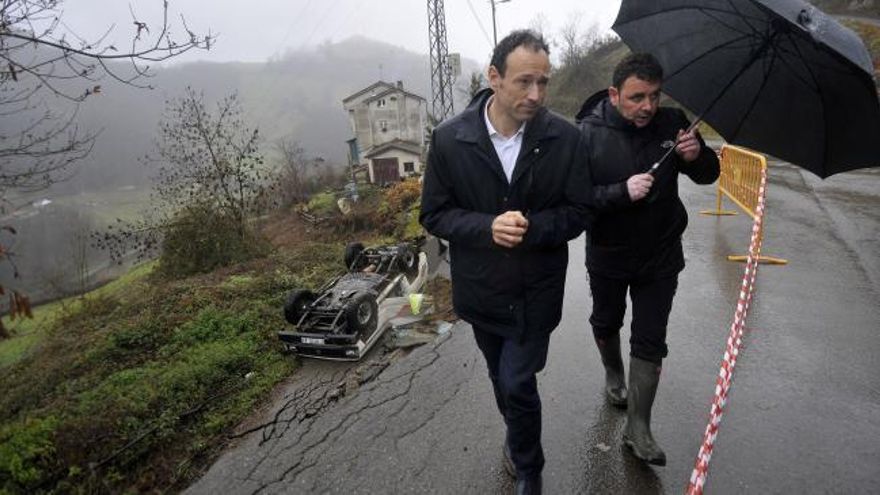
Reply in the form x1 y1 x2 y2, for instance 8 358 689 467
612 0 880 178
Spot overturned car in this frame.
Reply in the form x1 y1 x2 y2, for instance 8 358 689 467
278 240 427 360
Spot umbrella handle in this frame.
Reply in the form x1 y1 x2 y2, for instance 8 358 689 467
648 117 703 175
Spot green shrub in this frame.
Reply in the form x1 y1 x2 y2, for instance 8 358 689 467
305 191 338 217
0 417 59 491
402 202 423 239
372 179 423 238
109 321 166 354
158 204 268 278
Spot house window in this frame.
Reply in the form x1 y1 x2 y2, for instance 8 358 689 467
379 119 388 132
377 98 386 108
404 162 415 173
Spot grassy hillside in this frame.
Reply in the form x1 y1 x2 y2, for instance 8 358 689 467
0 178 428 494
0 239 340 493
547 38 628 118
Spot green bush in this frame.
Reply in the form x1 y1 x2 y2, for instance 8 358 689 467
158 204 268 278
305 191 338 217
0 417 59 491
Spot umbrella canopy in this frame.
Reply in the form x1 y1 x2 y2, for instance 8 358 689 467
612 0 880 178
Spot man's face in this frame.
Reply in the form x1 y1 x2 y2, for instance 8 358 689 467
488 46 551 124
609 75 662 128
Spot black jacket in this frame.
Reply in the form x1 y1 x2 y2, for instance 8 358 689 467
576 90 719 279
420 89 592 339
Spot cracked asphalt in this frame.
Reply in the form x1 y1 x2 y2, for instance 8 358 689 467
187 163 880 494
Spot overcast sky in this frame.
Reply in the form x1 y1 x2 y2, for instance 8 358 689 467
61 1 622 66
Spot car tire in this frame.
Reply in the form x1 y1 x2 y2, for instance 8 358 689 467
284 289 315 324
396 243 419 277
344 242 365 270
345 292 378 336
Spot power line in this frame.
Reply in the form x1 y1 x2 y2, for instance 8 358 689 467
326 1 365 42
302 0 341 48
275 0 316 54
464 0 493 48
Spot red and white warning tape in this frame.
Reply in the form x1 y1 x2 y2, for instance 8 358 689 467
686 165 768 495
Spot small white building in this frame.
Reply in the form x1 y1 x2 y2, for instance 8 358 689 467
342 81 427 184
363 139 423 185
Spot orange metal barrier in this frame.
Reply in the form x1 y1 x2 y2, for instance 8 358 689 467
700 144 787 265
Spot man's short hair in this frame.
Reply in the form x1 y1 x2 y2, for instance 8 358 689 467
490 30 550 77
612 53 664 89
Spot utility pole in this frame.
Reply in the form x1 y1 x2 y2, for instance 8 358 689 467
491 0 512 46
427 0 454 122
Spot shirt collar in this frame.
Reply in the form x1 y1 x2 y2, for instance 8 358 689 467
484 95 526 139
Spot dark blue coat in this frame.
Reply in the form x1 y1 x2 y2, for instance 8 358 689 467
420 89 592 339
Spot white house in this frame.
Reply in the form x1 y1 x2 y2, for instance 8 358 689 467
342 81 427 184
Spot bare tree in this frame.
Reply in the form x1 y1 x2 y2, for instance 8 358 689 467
69 213 93 297
30 207 94 300
151 88 266 235
0 225 30 338
95 88 269 276
274 138 312 206
559 14 596 65
528 13 551 37
0 0 214 200
0 0 211 337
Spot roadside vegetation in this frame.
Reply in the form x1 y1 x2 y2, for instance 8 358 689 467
0 176 426 493
0 78 426 492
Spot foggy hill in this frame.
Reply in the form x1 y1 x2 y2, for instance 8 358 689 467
0 36 479 303
52 36 478 195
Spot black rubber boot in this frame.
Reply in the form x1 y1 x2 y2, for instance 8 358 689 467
595 335 627 407
622 357 666 466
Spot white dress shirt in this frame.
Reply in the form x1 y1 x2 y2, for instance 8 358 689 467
484 96 526 183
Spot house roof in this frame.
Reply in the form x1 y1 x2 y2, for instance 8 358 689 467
342 81 426 106
364 139 423 159
363 86 426 105
342 81 397 104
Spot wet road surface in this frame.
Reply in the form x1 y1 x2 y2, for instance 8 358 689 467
187 163 880 494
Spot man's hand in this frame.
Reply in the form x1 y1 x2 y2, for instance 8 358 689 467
675 128 701 162
492 210 529 248
627 173 654 201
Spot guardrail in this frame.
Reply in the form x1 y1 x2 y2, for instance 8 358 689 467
701 144 787 265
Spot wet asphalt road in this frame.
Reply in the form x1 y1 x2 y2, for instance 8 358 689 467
187 163 880 494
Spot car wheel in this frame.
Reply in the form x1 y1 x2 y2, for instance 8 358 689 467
344 242 365 270
396 243 418 277
345 292 378 336
284 289 315 324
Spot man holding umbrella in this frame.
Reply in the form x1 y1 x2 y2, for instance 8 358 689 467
576 53 719 466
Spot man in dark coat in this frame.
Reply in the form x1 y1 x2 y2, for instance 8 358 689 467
576 53 719 466
420 30 591 495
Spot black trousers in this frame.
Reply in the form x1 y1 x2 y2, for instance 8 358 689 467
472 326 550 478
588 271 679 363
